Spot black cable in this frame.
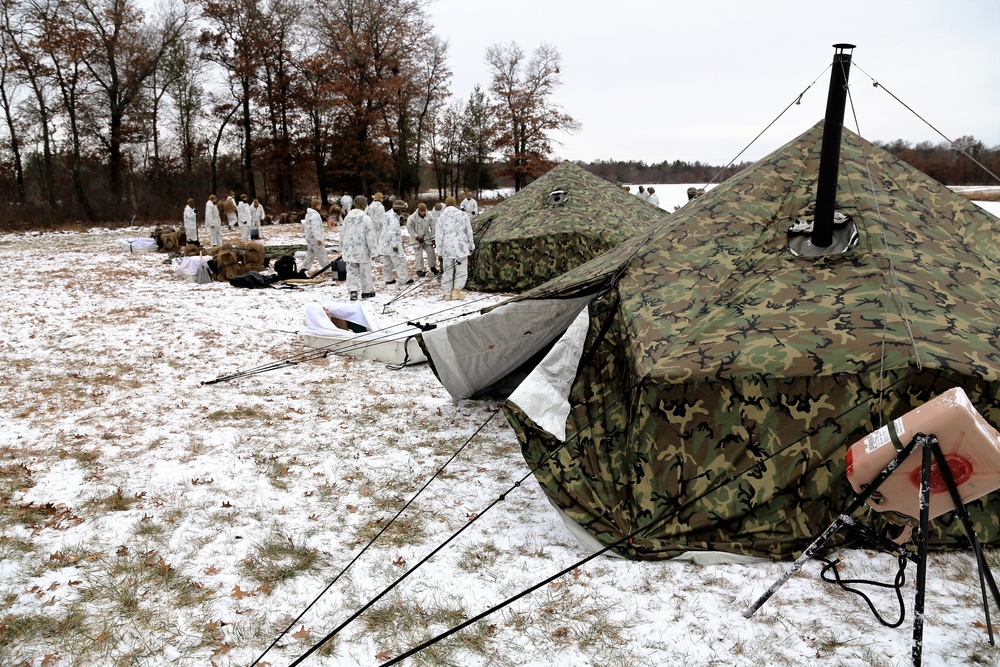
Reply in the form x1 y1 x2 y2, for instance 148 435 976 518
702 64 830 190
853 62 1000 185
286 373 650 666
818 553 908 628
249 407 504 667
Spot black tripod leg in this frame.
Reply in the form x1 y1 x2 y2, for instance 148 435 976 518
930 441 1000 645
912 437 934 667
745 435 922 618
744 513 856 617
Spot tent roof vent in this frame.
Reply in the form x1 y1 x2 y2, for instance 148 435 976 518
546 189 569 207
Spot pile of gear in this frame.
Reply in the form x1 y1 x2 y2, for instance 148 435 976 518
151 225 188 252
204 242 268 281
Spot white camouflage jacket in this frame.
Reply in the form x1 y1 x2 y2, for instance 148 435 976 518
340 209 378 263
205 200 221 227
378 210 405 256
435 206 475 258
302 207 325 243
406 210 435 244
365 201 386 239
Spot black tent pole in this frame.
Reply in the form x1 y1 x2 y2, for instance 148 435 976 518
812 43 855 248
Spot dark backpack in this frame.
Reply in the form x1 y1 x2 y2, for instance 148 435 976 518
274 255 306 280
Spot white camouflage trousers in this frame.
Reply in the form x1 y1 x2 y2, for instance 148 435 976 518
441 256 468 295
300 240 329 272
346 260 375 294
413 241 436 273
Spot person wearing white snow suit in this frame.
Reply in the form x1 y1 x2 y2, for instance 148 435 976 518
647 187 659 207
205 194 223 246
340 193 352 217
459 191 478 216
365 192 386 239
183 198 198 246
379 200 412 286
436 196 475 301
406 203 438 277
237 194 252 242
341 195 379 300
300 199 329 273
250 198 266 238
225 192 238 230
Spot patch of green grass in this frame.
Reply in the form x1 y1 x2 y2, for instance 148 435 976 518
252 453 298 490
0 462 35 497
351 511 428 548
239 531 323 588
207 404 274 421
455 542 502 574
86 486 145 513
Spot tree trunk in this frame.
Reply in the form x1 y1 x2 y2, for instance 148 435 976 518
241 77 255 199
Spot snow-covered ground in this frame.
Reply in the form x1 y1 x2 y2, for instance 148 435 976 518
1 222 997 667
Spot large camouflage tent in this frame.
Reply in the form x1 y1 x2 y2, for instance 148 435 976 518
467 161 668 292
422 120 1000 560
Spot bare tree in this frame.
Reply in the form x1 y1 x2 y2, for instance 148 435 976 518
485 41 578 191
78 0 188 219
2 0 57 206
461 84 495 194
199 0 266 199
31 0 98 218
256 0 303 205
314 0 432 195
402 33 450 197
0 21 26 203
161 36 205 196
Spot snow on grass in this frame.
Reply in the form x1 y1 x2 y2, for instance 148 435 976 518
0 224 997 667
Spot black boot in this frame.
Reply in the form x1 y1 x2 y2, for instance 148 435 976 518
350 292 358 301
416 270 426 277
361 291 375 299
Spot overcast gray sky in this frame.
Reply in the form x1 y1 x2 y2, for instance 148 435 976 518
426 0 1000 166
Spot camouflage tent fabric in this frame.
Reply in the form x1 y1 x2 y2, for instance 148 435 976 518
496 121 1000 560
467 161 669 293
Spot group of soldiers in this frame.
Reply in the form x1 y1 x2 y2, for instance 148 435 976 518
183 192 268 248
181 189 479 301
302 190 477 302
621 184 660 206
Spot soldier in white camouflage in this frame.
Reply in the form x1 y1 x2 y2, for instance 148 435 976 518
435 196 475 301
407 203 438 277
299 199 328 273
379 200 412 286
205 195 222 246
183 198 198 246
342 195 379 300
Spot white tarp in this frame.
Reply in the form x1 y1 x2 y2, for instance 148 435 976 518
119 238 158 253
507 307 590 441
304 302 378 335
171 255 213 278
303 302 426 365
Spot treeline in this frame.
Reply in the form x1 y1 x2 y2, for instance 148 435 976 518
577 135 1000 188
0 0 576 227
875 137 1000 186
2 0 995 229
578 159 752 186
